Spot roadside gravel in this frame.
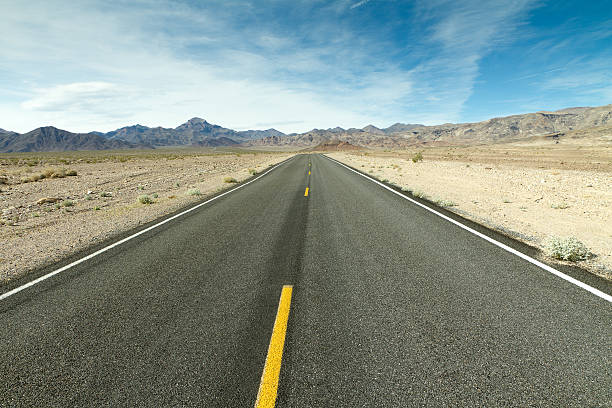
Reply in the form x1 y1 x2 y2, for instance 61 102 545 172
0 152 293 283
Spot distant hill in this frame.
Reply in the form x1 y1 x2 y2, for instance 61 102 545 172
0 127 146 153
309 140 361 151
248 104 612 148
4 104 610 152
103 118 286 147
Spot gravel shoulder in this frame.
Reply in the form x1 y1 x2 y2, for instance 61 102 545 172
328 146 612 280
0 151 293 283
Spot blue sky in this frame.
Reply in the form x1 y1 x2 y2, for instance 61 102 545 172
1 0 610 133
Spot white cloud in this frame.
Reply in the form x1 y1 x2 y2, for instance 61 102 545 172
350 0 372 9
22 82 119 111
0 0 539 133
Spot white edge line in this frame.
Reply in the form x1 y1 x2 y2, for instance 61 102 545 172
323 155 612 303
0 156 296 301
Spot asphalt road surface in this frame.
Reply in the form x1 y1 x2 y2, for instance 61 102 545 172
1 154 610 407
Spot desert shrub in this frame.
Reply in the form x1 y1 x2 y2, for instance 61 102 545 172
62 200 74 207
0 176 7 185
546 236 590 261
412 152 423 163
435 199 456 207
138 195 153 204
551 202 570 209
94 206 101 211
152 193 158 198
224 177 238 183
50 169 66 178
85 195 92 201
187 188 201 196
100 192 112 197
66 170 77 176
248 168 258 175
138 185 145 190
412 190 427 199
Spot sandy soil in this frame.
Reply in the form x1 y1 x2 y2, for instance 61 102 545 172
0 151 293 283
328 136 612 279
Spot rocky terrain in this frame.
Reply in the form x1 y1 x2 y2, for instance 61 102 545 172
0 127 146 153
0 150 292 282
328 125 612 278
249 104 612 148
7 104 608 153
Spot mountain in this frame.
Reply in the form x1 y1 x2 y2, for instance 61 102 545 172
248 104 612 148
238 128 286 139
103 118 286 146
383 123 423 133
0 126 146 153
400 104 612 145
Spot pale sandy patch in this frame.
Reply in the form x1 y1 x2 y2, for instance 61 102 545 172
329 152 612 279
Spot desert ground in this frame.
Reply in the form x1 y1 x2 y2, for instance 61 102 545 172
0 149 293 283
328 128 612 279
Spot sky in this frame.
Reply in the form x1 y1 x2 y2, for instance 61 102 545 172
1 0 610 134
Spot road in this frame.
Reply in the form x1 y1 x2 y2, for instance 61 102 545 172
1 154 610 407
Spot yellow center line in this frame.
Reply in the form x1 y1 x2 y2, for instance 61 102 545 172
304 187 309 196
255 285 293 408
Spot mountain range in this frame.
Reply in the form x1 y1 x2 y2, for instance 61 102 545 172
1 104 610 152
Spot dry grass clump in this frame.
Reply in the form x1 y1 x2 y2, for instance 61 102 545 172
248 168 258 175
224 177 238 183
551 202 570 209
546 236 590 262
435 199 456 207
18 168 77 183
187 188 201 196
137 195 153 204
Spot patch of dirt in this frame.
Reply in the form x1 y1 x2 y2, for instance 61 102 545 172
0 151 292 283
329 137 612 279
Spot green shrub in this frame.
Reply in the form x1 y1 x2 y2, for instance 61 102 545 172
62 200 74 207
224 177 238 183
94 206 101 211
435 199 456 207
138 195 153 204
100 192 112 197
412 152 423 163
152 193 158 198
546 236 590 261
187 188 201 196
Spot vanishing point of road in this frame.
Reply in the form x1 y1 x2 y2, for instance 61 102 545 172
1 154 610 407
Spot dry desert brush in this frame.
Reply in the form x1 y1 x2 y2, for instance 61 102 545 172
546 236 590 262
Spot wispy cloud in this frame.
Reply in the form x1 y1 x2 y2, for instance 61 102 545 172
0 0 605 134
350 0 372 9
